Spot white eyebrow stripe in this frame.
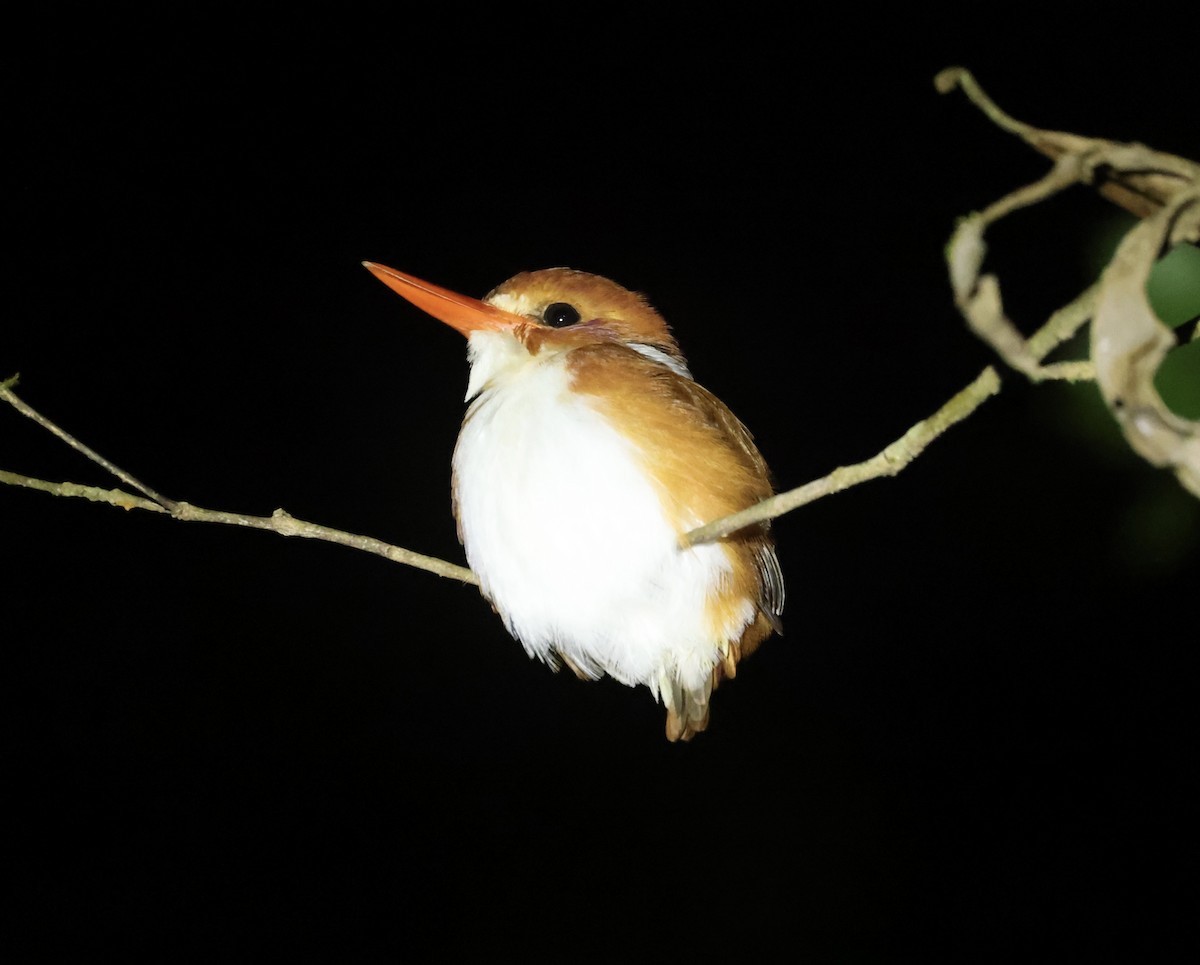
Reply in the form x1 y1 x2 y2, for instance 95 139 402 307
628 343 693 380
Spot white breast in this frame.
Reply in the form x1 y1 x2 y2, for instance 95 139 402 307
451 332 753 697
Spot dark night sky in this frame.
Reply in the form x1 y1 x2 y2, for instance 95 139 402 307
2 18 1196 958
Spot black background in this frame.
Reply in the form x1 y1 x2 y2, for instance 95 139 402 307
2 16 1196 959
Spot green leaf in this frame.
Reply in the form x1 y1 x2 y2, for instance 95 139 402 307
1147 243 1200 330
1156 336 1200 419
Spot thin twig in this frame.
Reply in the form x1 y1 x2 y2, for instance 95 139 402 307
0 382 479 584
936 66 1200 222
1026 282 1099 366
683 366 1003 546
1 466 479 584
1 378 178 511
0 469 169 512
934 67 1035 138
945 159 1101 384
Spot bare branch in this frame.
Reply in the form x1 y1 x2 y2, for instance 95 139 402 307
939 66 1200 498
6 359 1002 571
946 158 1101 383
1 375 178 511
0 468 168 513
936 66 1200 221
0 382 479 585
683 367 1002 546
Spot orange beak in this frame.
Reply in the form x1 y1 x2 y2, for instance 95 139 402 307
363 262 524 337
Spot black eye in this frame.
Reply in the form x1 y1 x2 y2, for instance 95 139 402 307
543 302 580 328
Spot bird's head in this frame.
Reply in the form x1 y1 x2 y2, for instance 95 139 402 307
363 263 690 398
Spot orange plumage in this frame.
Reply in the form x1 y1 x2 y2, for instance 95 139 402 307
366 263 783 739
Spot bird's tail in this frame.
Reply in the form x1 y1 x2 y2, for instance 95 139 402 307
662 674 712 742
660 612 777 741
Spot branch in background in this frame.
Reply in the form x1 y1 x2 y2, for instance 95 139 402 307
1092 190 1200 497
936 66 1200 222
938 67 1200 499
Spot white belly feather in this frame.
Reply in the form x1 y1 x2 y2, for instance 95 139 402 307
452 332 753 698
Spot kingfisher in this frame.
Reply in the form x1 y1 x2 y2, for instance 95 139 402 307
364 262 784 740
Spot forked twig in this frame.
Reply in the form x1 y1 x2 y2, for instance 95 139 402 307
0 378 477 584
938 66 1200 498
3 362 1001 570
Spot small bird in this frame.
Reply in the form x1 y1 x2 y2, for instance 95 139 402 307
364 262 784 740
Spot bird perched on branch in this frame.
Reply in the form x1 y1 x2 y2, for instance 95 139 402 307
364 262 784 740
